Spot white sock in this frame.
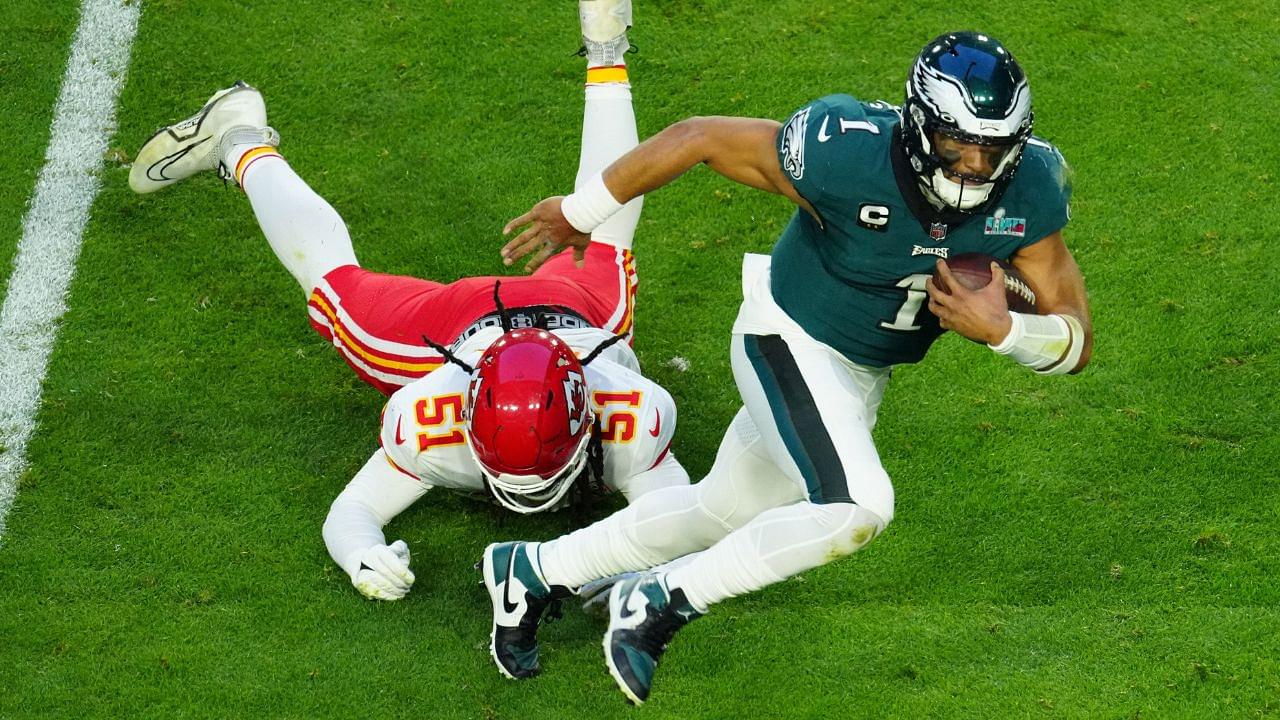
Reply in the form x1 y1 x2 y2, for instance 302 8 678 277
580 77 640 252
586 54 628 74
540 408 808 589
232 152 360 295
220 126 277 183
539 482 728 589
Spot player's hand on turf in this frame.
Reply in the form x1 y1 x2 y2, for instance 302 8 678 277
925 260 1014 345
502 196 592 273
352 540 415 601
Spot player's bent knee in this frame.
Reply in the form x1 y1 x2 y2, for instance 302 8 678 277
812 466 895 529
812 502 889 559
862 490 894 529
691 478 743 532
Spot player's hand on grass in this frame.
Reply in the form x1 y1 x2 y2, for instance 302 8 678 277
352 540 415 601
502 196 592 273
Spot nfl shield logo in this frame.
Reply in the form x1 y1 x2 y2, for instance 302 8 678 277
929 222 948 241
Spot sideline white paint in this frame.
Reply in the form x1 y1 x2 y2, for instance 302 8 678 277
0 0 140 542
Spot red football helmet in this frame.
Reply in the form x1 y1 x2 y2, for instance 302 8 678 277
465 328 594 513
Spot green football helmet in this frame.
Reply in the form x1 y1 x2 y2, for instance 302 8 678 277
902 31 1034 213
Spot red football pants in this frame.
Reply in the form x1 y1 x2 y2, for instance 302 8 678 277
307 242 637 395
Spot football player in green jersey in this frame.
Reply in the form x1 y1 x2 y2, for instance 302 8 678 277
487 26 1093 704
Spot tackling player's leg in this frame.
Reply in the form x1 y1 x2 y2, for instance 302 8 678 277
531 0 641 338
128 84 457 394
575 0 640 255
129 81 279 194
129 81 358 295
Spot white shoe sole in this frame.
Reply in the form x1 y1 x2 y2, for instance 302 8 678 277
581 0 631 43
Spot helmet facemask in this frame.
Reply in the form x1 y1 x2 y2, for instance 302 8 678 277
473 428 594 514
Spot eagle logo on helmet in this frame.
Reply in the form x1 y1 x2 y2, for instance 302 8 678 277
901 31 1035 214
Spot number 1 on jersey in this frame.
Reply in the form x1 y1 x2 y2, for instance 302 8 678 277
879 273 932 332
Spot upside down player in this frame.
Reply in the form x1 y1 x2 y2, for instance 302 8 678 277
487 27 1094 703
127 1 687 618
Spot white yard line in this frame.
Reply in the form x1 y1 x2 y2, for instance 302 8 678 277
0 0 139 543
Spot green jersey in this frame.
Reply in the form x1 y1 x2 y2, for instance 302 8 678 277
770 94 1071 367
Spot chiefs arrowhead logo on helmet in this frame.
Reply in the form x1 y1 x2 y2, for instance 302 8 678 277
465 328 595 514
563 370 588 437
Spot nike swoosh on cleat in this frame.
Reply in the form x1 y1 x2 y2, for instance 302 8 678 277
146 136 211 182
648 409 661 438
502 551 521 614
617 594 640 621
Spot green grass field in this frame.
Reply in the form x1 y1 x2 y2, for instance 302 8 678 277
2 1 1278 717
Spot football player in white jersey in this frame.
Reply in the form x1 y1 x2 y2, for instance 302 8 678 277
127 2 686 611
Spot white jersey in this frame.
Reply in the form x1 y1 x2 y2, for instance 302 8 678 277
323 326 689 581
379 326 678 498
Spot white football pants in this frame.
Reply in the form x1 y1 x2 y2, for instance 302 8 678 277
539 255 895 610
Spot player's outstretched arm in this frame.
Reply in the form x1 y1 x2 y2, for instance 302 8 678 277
503 117 814 272
323 450 430 600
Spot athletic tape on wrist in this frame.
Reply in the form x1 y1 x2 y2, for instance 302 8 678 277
560 172 623 234
988 311 1085 375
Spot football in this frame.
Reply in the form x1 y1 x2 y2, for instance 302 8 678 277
933 252 1037 313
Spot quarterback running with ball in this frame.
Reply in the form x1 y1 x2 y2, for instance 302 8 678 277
128 2 687 610
489 22 1094 704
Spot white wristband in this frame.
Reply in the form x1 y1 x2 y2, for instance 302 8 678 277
560 171 624 234
989 311 1085 375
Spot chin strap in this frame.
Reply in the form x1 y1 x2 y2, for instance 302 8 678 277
989 311 1085 375
928 171 994 211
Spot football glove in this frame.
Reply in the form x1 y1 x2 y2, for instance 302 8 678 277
352 540 415 601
